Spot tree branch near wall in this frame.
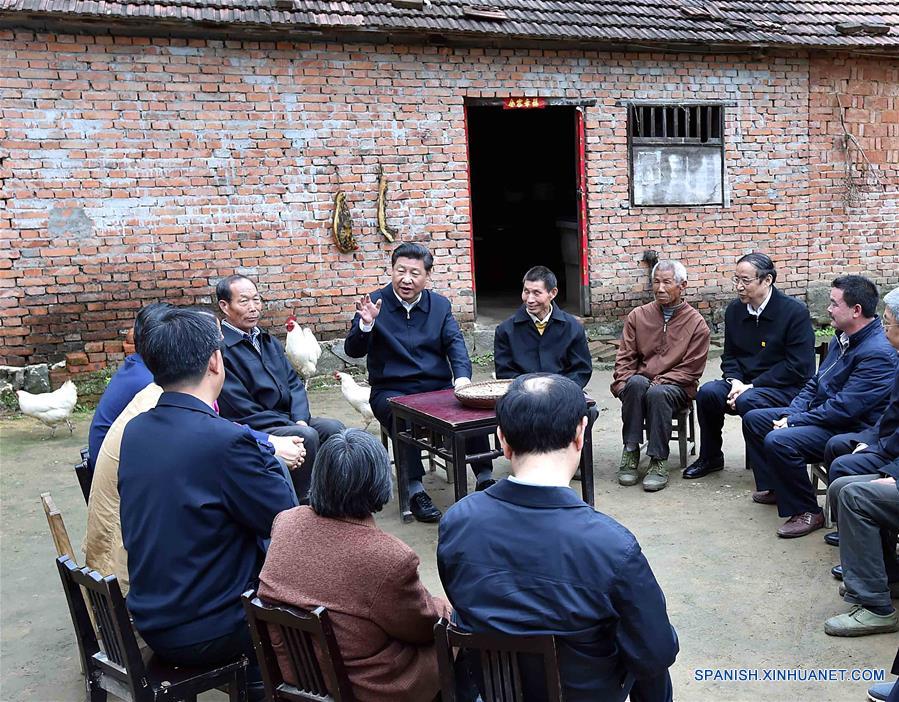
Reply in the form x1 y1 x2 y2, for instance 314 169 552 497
836 93 884 206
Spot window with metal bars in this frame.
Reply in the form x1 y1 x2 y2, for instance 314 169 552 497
628 102 725 206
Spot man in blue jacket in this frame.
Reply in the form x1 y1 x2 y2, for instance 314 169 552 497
87 302 168 472
438 374 678 702
684 254 816 479
823 286 899 483
216 274 344 501
743 275 898 538
345 242 492 522
494 266 593 388
118 307 297 701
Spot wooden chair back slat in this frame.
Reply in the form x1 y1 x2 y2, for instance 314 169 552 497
435 618 563 702
241 592 356 702
41 492 75 559
68 563 150 697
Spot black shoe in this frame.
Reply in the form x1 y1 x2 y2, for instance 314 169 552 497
410 492 442 523
824 531 840 547
682 457 725 479
476 478 496 491
832 564 843 580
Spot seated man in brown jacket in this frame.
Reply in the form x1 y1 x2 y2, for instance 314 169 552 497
258 429 449 702
611 260 710 492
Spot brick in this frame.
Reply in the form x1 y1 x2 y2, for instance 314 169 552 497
0 31 895 371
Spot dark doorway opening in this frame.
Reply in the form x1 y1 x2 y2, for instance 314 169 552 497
467 104 581 324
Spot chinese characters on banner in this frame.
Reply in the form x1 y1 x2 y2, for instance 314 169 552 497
503 97 547 109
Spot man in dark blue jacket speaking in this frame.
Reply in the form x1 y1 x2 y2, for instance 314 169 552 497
438 374 678 702
118 307 296 700
743 275 898 538
345 242 493 522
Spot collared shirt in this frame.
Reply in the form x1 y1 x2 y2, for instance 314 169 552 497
222 319 261 352
508 473 573 489
526 305 554 336
747 288 773 318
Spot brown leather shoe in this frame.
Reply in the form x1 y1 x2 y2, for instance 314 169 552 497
752 490 777 505
777 511 825 538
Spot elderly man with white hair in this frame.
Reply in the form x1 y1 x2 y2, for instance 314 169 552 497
611 260 711 492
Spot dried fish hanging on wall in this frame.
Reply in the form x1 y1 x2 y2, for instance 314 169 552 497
332 191 358 253
376 165 397 243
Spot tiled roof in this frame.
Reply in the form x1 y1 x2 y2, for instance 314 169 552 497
1 0 898 49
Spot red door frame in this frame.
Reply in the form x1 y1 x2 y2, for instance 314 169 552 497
463 98 594 318
574 106 590 317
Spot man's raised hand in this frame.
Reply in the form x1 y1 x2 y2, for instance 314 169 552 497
355 294 382 325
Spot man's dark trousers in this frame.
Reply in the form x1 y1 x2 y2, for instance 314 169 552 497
743 407 834 517
371 390 491 481
839 480 899 612
268 417 344 501
619 375 688 460
695 380 799 462
824 432 895 482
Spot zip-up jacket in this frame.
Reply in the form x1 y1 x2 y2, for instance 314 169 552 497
611 300 710 400
785 317 897 430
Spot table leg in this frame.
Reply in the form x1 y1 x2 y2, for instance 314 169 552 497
581 417 596 508
452 432 469 504
393 413 413 523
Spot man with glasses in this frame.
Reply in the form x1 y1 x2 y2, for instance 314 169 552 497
684 253 816 479
742 275 897 538
216 274 344 502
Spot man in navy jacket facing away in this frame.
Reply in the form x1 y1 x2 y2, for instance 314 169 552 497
345 242 493 522
438 374 678 702
118 307 297 700
743 275 898 538
684 253 816 479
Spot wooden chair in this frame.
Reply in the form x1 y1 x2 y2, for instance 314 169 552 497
75 446 92 504
641 401 696 470
41 492 76 560
241 591 355 702
809 462 833 527
434 618 563 702
56 556 248 702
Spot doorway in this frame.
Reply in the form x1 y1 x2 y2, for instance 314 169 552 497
466 102 585 324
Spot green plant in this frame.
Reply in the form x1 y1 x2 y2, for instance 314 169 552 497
815 325 836 339
470 353 494 367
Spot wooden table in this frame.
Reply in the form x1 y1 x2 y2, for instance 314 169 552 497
389 389 595 522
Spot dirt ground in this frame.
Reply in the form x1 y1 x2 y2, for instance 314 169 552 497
2 360 897 702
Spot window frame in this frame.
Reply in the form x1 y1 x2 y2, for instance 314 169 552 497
626 100 729 208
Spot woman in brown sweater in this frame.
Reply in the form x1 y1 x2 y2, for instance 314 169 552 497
258 428 450 702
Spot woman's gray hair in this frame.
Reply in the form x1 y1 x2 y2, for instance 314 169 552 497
884 287 899 320
651 260 688 284
307 429 393 519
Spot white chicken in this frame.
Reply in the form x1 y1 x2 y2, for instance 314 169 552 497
285 315 322 380
334 372 375 430
17 380 78 435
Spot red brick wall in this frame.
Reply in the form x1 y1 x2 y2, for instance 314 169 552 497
1 29 896 369
807 55 899 282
